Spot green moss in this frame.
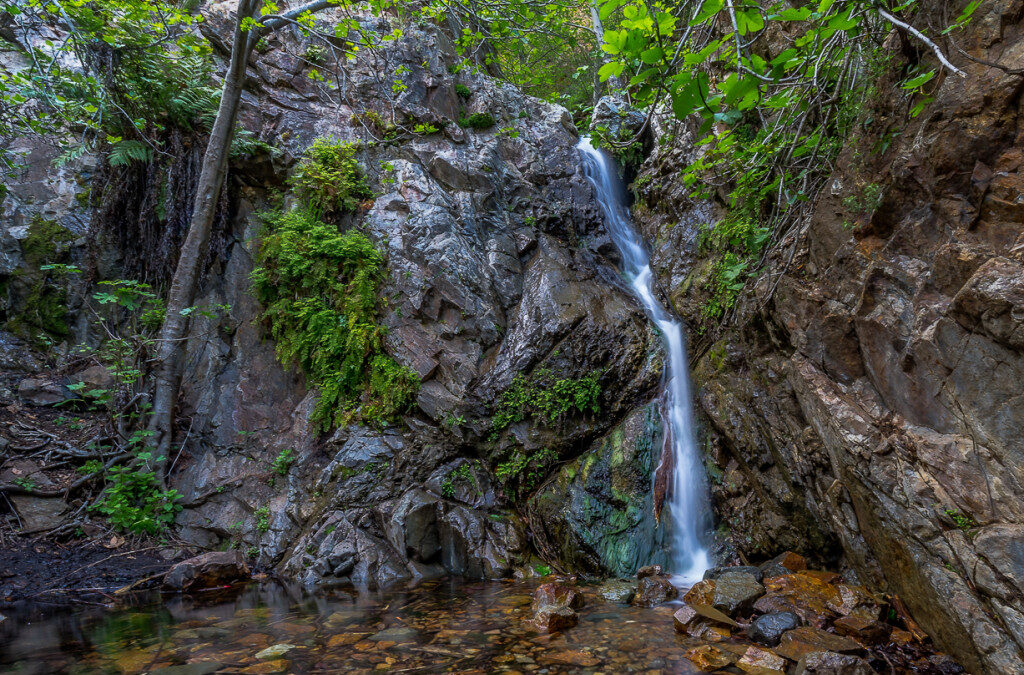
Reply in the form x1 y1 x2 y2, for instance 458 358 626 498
5 217 75 343
457 112 495 130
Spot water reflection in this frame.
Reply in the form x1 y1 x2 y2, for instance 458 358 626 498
1 578 704 673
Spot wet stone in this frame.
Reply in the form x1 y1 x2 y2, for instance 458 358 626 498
737 645 787 675
795 651 877 674
532 582 584 611
531 605 578 632
711 570 765 615
833 613 891 644
704 565 764 583
636 564 663 578
255 644 297 660
748 611 802 646
775 626 864 662
759 551 808 578
633 575 678 606
596 579 636 604
149 664 225 675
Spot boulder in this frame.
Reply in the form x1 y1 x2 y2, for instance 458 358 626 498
636 564 663 578
633 574 678 606
9 495 67 533
712 569 766 615
532 582 584 611
597 579 636 603
675 603 738 631
753 573 842 628
532 605 578 633
17 377 66 406
833 614 891 644
748 612 802 646
737 645 787 675
683 645 735 671
775 626 864 662
760 551 807 578
705 565 765 583
163 551 251 592
795 651 877 675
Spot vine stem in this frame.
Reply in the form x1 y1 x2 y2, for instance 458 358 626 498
876 7 966 77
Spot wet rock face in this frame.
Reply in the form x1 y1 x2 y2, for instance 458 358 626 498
2 10 660 588
529 402 669 577
633 1 1024 670
153 13 656 586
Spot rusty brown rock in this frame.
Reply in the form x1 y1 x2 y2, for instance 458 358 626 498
795 651 877 675
683 645 734 671
737 645 787 675
833 614 891 645
163 551 250 592
633 574 678 606
775 626 864 662
753 574 842 628
531 582 584 612
531 605 578 633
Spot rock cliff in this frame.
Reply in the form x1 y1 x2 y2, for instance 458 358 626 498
633 2 1024 671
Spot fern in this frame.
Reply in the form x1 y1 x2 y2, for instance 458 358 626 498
107 140 153 166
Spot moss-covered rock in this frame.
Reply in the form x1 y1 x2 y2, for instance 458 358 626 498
528 401 671 576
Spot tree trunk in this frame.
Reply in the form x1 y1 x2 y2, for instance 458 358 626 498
146 0 258 473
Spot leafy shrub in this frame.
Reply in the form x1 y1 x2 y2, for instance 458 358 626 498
251 208 418 429
491 368 601 437
91 466 181 534
458 112 495 130
272 448 295 476
495 447 558 495
455 83 472 98
289 138 373 217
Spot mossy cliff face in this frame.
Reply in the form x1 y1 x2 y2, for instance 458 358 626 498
529 402 669 577
633 1 1024 671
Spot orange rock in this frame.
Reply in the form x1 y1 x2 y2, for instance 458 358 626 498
834 613 891 644
890 628 915 645
683 579 716 605
543 649 600 667
683 645 734 671
753 573 842 627
737 645 787 674
774 626 863 661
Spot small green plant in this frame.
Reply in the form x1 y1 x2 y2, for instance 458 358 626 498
945 508 977 533
494 447 557 496
497 126 519 138
272 448 295 476
441 463 476 498
455 83 471 98
91 466 182 534
288 138 373 217
533 564 552 576
413 122 439 135
14 477 36 492
247 546 260 559
457 112 495 130
843 183 884 218
490 368 601 438
255 506 271 534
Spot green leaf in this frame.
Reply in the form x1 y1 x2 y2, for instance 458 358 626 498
640 46 664 64
598 61 625 81
902 70 936 89
775 7 812 21
690 0 724 26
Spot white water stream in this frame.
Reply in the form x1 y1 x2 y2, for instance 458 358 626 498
578 137 711 584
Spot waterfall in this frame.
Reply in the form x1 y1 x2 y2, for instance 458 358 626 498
577 137 711 585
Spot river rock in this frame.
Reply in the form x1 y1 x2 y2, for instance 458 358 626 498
753 574 842 628
163 551 251 592
531 605 578 633
633 574 677 606
748 612 802 646
532 582 584 611
255 644 296 660
597 579 636 603
712 569 765 615
833 614 891 644
9 495 67 533
737 645 786 675
637 564 663 578
760 551 807 578
775 626 864 662
795 651 877 675
705 565 764 583
683 645 735 671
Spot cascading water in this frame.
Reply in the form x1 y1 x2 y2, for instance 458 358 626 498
578 137 711 585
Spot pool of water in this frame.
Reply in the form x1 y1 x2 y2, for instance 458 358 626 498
0 578 720 673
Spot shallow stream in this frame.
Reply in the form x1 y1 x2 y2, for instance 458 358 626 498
0 578 721 673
